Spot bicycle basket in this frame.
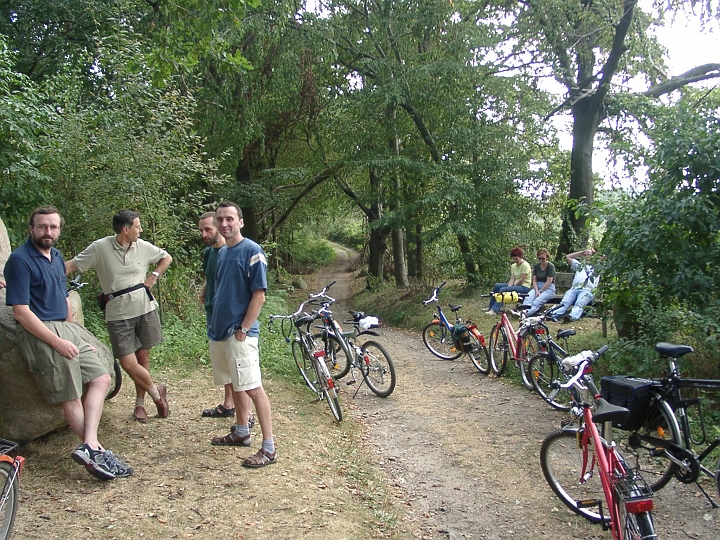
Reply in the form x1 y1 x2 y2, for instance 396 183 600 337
451 324 473 352
600 376 653 431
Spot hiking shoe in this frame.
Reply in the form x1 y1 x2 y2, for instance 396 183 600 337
72 444 115 480
103 450 134 478
71 443 91 466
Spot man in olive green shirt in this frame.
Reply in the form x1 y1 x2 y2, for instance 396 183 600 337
66 210 172 423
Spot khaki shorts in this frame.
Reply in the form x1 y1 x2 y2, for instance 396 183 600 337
16 321 108 404
107 310 163 358
209 336 262 392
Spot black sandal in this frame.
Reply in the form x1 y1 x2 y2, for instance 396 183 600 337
201 404 236 418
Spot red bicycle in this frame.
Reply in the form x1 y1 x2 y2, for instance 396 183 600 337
486 291 547 389
0 439 24 540
540 346 657 539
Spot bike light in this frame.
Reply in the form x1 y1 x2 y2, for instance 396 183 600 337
657 426 665 438
625 498 653 513
327 378 335 389
312 351 325 358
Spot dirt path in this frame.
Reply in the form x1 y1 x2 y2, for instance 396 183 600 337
319 244 720 540
10 245 719 539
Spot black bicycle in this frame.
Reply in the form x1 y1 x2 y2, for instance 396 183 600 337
0 439 24 540
609 342 720 502
269 291 343 422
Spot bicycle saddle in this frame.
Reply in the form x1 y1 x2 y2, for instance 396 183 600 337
557 329 576 339
294 315 315 328
592 398 630 424
655 342 694 358
449 304 462 312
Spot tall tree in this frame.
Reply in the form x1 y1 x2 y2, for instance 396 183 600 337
516 0 720 257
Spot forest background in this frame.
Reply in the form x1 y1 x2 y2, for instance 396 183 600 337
1 0 720 379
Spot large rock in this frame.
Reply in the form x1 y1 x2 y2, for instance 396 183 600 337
0 217 116 442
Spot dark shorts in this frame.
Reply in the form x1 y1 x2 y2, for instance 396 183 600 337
107 310 164 358
16 321 108 404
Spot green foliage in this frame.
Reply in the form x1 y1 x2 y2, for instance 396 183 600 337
600 92 720 377
0 36 57 241
277 229 336 275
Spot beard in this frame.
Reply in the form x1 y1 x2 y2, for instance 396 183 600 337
203 232 220 246
31 234 56 250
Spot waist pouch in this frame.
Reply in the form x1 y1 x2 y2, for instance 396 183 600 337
97 284 154 310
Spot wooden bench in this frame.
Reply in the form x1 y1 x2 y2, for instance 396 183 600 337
518 272 607 335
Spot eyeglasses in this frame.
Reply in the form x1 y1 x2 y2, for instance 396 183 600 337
538 257 547 261
33 224 60 232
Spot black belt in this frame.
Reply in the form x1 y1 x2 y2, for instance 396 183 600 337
102 283 147 303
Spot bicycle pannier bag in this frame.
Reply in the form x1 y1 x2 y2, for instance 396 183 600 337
451 324 473 352
600 376 653 431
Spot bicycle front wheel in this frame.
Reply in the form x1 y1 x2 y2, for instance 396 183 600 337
291 338 319 391
360 341 397 397
422 322 462 360
616 395 680 492
540 429 608 524
316 360 343 422
0 461 19 540
489 323 508 375
529 353 572 411
468 330 491 375
517 330 542 390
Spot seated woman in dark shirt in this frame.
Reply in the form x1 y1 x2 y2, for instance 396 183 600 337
521 248 556 316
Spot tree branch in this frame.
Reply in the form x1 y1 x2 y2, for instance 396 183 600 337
643 64 720 98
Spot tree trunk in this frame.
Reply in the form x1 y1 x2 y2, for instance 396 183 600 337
457 233 477 283
557 97 601 258
367 215 388 280
235 157 259 241
407 224 422 279
387 104 409 288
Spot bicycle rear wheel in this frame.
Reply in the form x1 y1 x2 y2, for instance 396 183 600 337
615 480 657 540
489 323 508 375
616 396 680 492
468 330 491 375
540 429 608 524
320 333 352 380
0 461 19 540
360 341 396 397
422 322 462 360
529 352 572 411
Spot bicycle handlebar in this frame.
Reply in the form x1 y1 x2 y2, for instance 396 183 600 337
557 345 610 390
422 281 446 306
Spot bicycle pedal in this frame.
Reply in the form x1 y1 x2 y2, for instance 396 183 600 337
346 380 357 386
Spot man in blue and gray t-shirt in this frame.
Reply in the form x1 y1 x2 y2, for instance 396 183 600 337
207 201 276 468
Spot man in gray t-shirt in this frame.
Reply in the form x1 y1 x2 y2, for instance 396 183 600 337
66 210 172 423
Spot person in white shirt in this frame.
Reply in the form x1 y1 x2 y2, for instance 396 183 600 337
550 248 599 323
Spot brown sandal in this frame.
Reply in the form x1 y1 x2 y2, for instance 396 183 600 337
242 448 277 468
211 430 251 447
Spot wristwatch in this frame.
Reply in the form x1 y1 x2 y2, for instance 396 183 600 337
240 326 250 334
151 271 160 277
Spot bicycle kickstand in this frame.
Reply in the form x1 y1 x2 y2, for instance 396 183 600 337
695 481 720 509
